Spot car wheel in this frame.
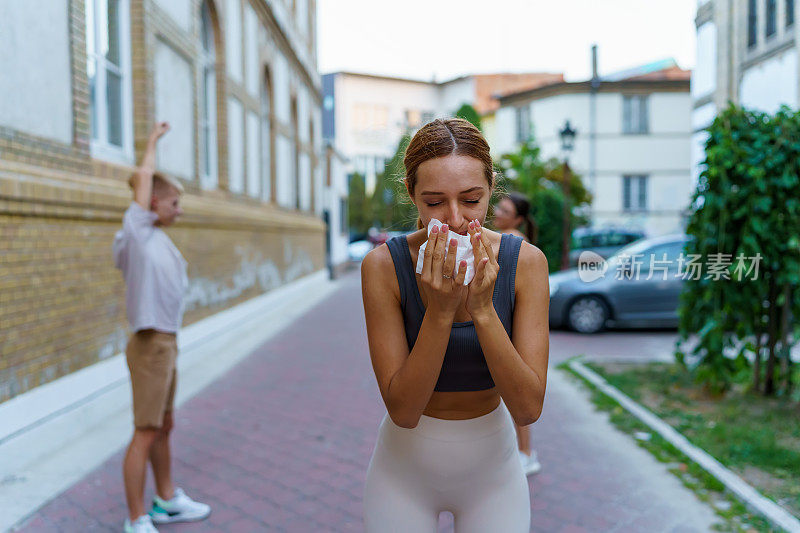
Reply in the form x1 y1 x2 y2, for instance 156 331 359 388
567 296 608 334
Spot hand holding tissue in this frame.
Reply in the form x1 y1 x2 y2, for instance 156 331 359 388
415 219 475 285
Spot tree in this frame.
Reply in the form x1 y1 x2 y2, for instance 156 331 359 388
496 140 592 270
347 172 372 237
677 104 800 397
455 103 482 131
371 134 418 231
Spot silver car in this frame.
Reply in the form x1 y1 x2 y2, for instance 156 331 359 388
549 234 690 333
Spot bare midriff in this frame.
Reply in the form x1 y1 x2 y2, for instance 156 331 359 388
422 389 501 420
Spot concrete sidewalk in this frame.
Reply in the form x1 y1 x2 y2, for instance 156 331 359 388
13 271 719 532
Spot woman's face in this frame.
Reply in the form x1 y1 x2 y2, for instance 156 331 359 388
411 154 491 235
493 197 522 231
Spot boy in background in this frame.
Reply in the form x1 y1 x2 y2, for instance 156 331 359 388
113 122 210 533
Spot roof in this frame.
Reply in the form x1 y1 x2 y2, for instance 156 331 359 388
321 71 567 114
472 73 565 114
496 61 691 105
601 58 691 81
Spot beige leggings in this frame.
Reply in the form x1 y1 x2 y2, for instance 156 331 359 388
363 401 530 532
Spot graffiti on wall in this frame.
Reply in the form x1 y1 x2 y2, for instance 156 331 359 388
184 239 316 311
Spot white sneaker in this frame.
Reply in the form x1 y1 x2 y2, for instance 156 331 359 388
519 450 542 476
124 514 159 533
150 487 211 524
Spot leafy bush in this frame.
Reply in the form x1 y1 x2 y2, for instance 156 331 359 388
677 105 800 397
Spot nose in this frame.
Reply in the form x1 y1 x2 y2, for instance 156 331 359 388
442 200 466 230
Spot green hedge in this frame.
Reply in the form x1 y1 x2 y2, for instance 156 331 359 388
677 104 800 398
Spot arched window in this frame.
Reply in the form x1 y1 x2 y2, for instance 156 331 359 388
261 69 274 202
199 1 218 189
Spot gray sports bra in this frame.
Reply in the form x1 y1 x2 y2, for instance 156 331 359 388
385 233 524 392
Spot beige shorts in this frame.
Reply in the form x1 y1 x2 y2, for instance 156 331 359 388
125 329 178 429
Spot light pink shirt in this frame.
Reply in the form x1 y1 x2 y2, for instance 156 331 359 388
112 202 188 333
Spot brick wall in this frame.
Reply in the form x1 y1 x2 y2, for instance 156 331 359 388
0 161 325 403
0 0 327 403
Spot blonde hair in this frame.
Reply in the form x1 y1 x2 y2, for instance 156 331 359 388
153 172 184 195
128 171 185 196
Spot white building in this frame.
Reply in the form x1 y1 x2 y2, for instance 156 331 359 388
321 71 563 194
0 0 340 402
692 0 798 187
323 142 350 273
492 62 693 237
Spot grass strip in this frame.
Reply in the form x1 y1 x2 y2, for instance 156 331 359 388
559 359 782 532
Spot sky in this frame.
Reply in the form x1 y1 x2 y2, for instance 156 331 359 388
317 0 697 82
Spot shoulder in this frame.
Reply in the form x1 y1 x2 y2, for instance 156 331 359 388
361 243 394 276
515 242 549 286
361 244 401 303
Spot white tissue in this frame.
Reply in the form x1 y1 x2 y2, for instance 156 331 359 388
415 218 475 285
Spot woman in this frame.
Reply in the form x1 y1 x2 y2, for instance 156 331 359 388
360 118 549 532
492 192 543 476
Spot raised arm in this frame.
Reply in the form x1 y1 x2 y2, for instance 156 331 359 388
361 229 466 428
470 236 550 426
131 122 170 208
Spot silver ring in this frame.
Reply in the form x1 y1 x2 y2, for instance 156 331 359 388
442 274 452 279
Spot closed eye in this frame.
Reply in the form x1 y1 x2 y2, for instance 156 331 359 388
425 200 480 206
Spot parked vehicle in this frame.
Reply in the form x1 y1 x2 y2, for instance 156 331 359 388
348 240 374 262
568 227 646 267
550 234 690 333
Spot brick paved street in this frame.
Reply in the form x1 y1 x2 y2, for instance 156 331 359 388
16 270 718 532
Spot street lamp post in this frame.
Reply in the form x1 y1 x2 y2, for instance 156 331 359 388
559 120 577 270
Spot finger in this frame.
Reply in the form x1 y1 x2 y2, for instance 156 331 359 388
481 233 498 267
473 257 489 286
422 225 437 279
455 259 468 286
467 219 478 237
442 236 458 280
472 231 487 263
431 224 448 280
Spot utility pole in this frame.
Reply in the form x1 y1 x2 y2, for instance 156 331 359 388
560 160 572 270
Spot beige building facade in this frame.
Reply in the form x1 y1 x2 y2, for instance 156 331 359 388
0 0 327 403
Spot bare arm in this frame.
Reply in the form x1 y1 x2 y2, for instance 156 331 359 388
471 242 549 426
361 228 467 428
131 122 170 208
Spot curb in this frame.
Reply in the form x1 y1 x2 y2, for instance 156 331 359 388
0 269 339 533
567 359 800 533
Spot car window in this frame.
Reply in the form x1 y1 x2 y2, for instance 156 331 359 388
606 238 652 264
606 233 629 246
645 241 687 268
